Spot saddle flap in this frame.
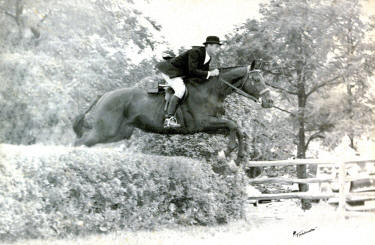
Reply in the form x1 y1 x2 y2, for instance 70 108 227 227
146 77 175 94
143 76 159 94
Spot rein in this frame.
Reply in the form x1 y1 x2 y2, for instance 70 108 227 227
220 79 259 102
218 68 263 103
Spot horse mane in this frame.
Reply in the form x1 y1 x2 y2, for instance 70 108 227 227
219 61 261 72
219 66 244 72
203 66 246 98
187 66 247 97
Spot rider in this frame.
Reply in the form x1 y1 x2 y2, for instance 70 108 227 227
156 36 222 128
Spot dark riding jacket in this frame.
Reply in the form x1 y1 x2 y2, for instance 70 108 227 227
156 46 210 79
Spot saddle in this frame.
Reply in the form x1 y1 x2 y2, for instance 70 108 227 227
146 75 188 112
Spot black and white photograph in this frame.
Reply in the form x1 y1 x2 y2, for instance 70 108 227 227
0 0 374 244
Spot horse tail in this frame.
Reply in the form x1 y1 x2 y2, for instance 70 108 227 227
73 94 102 138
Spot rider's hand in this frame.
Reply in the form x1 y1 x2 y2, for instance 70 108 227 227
210 69 219 76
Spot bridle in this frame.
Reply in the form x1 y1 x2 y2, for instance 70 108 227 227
217 65 292 113
218 66 269 103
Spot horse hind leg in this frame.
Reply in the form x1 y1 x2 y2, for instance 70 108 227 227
105 123 134 143
121 124 134 140
74 130 102 147
74 124 134 147
74 118 129 147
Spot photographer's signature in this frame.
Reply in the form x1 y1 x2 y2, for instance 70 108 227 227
293 227 317 237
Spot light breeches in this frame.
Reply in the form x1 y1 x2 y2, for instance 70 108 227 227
161 73 186 99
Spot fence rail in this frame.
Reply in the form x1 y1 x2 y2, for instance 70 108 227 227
249 192 337 200
247 176 375 185
246 159 375 167
247 177 334 184
246 159 335 167
246 158 375 212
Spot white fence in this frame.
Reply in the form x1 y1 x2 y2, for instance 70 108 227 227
246 159 375 212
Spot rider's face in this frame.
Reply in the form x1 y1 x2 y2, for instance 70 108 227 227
206 44 221 56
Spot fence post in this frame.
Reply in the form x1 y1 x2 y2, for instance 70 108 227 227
297 163 311 210
338 161 347 213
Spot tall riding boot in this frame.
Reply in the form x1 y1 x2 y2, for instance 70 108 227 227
164 95 181 128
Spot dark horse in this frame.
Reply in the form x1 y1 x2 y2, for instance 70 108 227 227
73 65 273 164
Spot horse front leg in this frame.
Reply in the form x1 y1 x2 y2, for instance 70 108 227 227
225 130 237 156
235 128 246 165
202 117 245 165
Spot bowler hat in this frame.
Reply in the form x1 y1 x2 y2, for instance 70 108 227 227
203 36 222 45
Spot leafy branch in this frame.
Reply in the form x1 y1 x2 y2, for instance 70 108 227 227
266 82 298 95
305 75 343 98
304 132 325 151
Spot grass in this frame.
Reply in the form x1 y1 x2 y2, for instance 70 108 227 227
4 200 375 245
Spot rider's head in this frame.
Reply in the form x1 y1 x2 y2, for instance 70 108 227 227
203 36 222 56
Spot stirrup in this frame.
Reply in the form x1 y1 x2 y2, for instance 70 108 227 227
164 116 181 128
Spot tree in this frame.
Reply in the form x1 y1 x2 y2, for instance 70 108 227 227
0 0 161 144
0 0 41 41
222 0 375 209
323 0 375 151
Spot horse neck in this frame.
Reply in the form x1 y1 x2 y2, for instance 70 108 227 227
187 66 247 101
214 66 248 100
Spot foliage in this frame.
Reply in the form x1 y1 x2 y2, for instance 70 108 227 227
0 0 160 145
0 144 247 242
318 0 375 150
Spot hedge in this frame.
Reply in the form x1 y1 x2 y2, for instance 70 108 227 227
0 144 246 242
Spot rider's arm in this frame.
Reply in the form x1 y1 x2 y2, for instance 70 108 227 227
187 49 209 79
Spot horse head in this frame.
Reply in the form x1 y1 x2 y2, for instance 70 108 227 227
243 65 273 108
220 66 273 108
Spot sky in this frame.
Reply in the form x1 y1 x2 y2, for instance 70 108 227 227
136 0 264 51
136 0 375 53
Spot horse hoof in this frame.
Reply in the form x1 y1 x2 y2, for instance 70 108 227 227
218 150 226 160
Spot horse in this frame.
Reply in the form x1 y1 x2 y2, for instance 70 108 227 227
73 65 273 167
